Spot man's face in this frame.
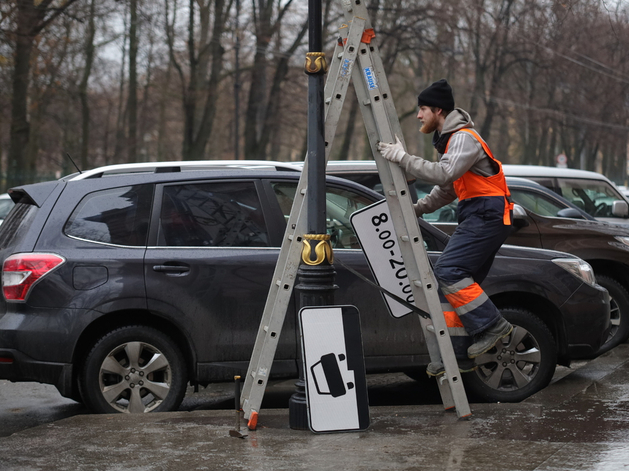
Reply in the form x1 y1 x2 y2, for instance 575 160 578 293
417 106 440 134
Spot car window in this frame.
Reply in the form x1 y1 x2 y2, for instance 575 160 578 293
509 188 569 217
330 171 458 223
337 174 383 193
157 181 269 247
272 182 372 249
64 185 152 246
0 202 37 248
271 181 444 251
526 177 557 193
553 178 624 218
413 180 459 223
0 197 15 220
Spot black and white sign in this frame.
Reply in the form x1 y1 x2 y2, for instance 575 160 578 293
300 305 369 433
350 199 415 318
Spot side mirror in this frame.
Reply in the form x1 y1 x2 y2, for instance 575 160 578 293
557 208 588 219
612 200 629 218
512 204 529 228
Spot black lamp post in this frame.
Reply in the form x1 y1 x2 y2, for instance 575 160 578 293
233 0 240 160
288 0 337 430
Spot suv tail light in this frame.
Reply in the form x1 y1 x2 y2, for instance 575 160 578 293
2 253 65 302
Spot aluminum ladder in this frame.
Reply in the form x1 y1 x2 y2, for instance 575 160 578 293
240 0 471 427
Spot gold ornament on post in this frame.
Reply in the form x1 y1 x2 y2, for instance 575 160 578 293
304 52 328 75
301 234 334 266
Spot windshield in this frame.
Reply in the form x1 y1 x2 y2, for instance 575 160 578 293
509 189 570 217
555 178 624 219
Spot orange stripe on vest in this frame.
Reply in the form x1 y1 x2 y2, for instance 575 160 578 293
444 310 464 328
444 283 484 309
445 128 514 225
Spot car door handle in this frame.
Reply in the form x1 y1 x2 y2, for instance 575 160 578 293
152 264 190 275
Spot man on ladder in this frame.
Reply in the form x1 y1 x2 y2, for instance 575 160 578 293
378 79 514 377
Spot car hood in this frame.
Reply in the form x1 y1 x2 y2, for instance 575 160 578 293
497 244 580 261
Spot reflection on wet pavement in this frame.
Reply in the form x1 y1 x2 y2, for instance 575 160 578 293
3 345 629 470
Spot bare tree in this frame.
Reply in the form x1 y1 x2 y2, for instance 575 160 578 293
128 0 139 162
166 0 233 160
80 0 97 170
243 0 304 160
3 0 629 182
7 0 81 188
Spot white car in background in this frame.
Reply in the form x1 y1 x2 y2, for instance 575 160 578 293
502 165 629 225
617 185 629 199
0 193 14 225
277 161 629 224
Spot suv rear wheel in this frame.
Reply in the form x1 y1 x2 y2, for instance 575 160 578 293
463 308 556 402
79 325 188 413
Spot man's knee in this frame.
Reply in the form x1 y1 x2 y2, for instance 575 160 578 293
433 264 462 285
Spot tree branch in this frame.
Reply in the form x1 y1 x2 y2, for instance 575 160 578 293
31 0 82 36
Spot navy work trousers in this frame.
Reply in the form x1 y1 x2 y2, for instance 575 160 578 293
433 196 512 337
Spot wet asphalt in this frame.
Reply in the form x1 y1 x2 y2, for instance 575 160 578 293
2 344 629 470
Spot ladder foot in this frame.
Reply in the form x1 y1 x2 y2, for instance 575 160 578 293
248 411 259 430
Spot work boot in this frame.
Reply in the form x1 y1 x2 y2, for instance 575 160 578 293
467 317 514 359
426 359 477 377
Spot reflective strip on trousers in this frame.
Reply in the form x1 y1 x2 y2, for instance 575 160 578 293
441 301 471 360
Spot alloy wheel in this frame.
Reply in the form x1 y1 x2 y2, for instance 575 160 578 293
98 341 173 413
473 325 541 391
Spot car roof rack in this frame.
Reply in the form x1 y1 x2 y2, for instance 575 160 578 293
68 160 302 180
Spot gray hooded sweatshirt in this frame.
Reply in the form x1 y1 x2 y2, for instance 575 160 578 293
399 108 498 216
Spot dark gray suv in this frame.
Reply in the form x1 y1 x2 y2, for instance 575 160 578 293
0 164 610 412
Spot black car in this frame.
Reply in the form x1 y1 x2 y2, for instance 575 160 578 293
316 161 629 354
428 177 629 355
0 163 610 413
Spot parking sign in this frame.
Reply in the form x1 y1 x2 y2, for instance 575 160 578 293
299 305 369 433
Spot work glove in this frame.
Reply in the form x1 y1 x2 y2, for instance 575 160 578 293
377 135 406 163
413 202 424 218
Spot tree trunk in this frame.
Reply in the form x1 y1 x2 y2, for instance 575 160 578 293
8 0 80 188
244 0 275 160
8 4 38 188
257 19 307 158
336 96 359 160
181 0 198 159
114 7 129 164
80 0 97 171
244 46 270 160
127 0 139 162
244 0 301 160
139 25 156 161
158 58 174 161
188 0 229 160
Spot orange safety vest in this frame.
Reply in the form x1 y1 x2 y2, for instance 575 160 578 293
445 128 514 225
